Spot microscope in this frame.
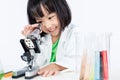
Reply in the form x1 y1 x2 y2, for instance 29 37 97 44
12 26 41 79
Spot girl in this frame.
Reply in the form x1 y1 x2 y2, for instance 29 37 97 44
22 0 79 77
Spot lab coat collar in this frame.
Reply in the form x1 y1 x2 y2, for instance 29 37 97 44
59 24 74 43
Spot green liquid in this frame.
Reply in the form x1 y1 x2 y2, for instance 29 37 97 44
0 73 4 80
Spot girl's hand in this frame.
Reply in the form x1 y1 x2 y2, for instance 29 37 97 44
21 24 39 37
37 63 67 77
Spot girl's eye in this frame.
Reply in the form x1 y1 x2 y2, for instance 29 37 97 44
37 21 43 26
48 15 55 19
37 21 42 24
48 17 52 19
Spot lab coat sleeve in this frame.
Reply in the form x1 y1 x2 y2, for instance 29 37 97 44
36 41 49 68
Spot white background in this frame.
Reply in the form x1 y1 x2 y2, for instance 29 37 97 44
0 0 120 79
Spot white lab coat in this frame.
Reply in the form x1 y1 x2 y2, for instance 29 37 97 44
36 24 80 71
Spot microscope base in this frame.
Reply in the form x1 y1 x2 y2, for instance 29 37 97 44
25 66 39 79
12 67 28 78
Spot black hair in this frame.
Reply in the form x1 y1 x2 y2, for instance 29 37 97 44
27 0 71 36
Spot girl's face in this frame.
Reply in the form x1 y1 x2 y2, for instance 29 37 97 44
35 5 61 38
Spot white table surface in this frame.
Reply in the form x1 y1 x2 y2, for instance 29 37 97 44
2 70 80 80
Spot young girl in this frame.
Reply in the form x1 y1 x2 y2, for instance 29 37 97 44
22 0 79 77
